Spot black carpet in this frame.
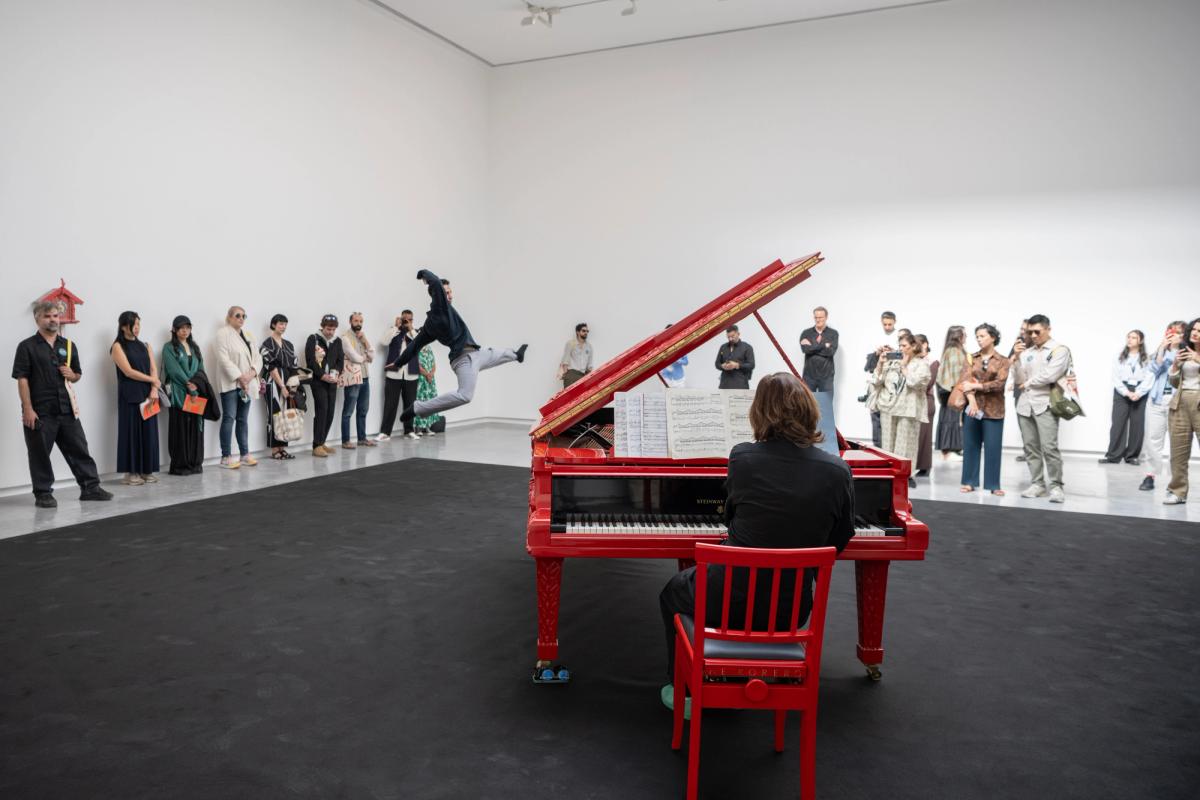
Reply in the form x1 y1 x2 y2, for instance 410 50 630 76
1 459 1197 800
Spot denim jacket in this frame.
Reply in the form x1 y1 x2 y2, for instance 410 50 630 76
1147 349 1177 406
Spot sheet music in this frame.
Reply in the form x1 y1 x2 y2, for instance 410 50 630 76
722 390 755 450
666 390 728 459
641 393 669 457
627 393 643 457
613 394 629 455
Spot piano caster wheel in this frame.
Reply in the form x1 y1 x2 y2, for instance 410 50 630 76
532 663 571 685
865 665 882 682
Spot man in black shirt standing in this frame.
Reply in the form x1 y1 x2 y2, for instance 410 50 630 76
396 269 527 423
715 325 755 389
799 305 838 395
12 302 112 508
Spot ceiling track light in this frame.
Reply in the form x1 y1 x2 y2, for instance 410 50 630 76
519 0 639 29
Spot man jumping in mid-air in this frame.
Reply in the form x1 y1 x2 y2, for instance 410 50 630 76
395 268 526 424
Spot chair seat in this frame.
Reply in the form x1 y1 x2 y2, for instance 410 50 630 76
680 615 807 661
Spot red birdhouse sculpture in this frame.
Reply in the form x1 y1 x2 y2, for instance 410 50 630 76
38 279 85 325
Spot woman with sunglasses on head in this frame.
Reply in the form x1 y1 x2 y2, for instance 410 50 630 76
161 315 205 475
1164 317 1200 505
109 311 161 485
214 306 262 469
872 332 931 487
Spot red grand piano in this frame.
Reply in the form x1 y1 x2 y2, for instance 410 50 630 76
526 254 929 682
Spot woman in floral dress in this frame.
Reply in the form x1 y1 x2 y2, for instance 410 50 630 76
414 342 444 435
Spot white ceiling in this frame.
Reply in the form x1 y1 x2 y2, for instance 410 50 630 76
373 0 952 66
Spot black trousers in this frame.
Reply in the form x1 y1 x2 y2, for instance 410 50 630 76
23 412 101 496
805 374 834 395
311 381 338 447
1105 391 1147 460
871 410 882 447
381 378 418 435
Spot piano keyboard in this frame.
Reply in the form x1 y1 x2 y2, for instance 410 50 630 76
550 514 902 538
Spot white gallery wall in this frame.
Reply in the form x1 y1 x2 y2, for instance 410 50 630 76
485 0 1200 457
2 0 1198 495
0 0 491 492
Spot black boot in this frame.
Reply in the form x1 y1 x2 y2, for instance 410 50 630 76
516 344 528 363
399 405 416 424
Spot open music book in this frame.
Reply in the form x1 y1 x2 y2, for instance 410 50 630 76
613 389 754 459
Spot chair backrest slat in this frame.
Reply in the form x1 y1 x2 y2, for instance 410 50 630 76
788 568 803 633
719 564 732 632
766 566 782 635
742 566 758 632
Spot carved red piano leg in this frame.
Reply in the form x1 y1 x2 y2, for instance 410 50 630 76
536 557 564 665
854 560 890 681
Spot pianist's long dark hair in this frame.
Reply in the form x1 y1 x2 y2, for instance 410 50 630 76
749 373 823 448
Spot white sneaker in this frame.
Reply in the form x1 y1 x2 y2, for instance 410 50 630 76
1048 487 1065 503
426 430 437 436
375 433 391 442
220 457 241 469
1020 485 1047 499
405 432 419 440
1164 493 1186 505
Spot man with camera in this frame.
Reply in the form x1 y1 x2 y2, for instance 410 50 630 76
862 311 899 447
715 325 755 389
1011 314 1071 503
12 301 112 508
378 309 420 440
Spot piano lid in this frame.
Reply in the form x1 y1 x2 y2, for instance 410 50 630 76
532 252 824 438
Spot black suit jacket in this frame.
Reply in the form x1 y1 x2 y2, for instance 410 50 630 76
707 438 855 628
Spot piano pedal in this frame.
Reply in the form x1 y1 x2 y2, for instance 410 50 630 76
532 664 571 685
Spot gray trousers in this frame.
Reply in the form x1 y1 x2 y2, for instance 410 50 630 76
1017 409 1063 489
413 347 518 417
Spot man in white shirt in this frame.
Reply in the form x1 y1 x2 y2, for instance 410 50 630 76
557 323 593 388
1011 314 1071 503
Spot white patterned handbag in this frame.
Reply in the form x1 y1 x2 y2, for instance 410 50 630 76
271 385 304 442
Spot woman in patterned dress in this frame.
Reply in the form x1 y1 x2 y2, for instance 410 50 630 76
413 341 444 435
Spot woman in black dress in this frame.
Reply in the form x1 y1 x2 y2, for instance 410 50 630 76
161 315 205 475
261 314 300 459
109 311 161 485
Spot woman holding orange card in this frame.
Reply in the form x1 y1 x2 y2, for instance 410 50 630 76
161 315 206 475
110 311 161 485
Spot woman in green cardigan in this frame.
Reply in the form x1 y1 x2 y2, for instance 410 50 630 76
161 315 205 475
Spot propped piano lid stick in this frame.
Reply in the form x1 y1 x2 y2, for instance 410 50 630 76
752 309 802 379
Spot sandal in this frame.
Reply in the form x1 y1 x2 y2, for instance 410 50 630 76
281 451 295 460
991 489 1006 496
959 486 974 493
271 451 286 460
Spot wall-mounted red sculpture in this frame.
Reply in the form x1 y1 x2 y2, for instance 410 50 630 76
37 279 85 324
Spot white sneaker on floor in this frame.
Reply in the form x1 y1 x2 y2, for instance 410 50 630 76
220 457 241 469
375 433 391 442
1020 485 1047 499
405 432 419 440
1164 493 1185 505
1048 487 1065 503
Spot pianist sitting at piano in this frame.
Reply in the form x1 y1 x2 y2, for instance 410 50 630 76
658 372 856 710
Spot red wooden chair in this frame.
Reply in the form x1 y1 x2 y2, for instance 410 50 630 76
671 543 838 800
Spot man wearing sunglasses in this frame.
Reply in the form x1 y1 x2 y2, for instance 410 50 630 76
1011 314 1071 503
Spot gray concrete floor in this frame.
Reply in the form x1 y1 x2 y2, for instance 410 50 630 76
0 421 1196 542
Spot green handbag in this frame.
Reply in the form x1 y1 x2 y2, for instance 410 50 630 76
1048 348 1084 420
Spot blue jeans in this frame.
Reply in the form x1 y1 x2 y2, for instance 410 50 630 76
219 389 250 458
342 378 370 443
961 415 1004 490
